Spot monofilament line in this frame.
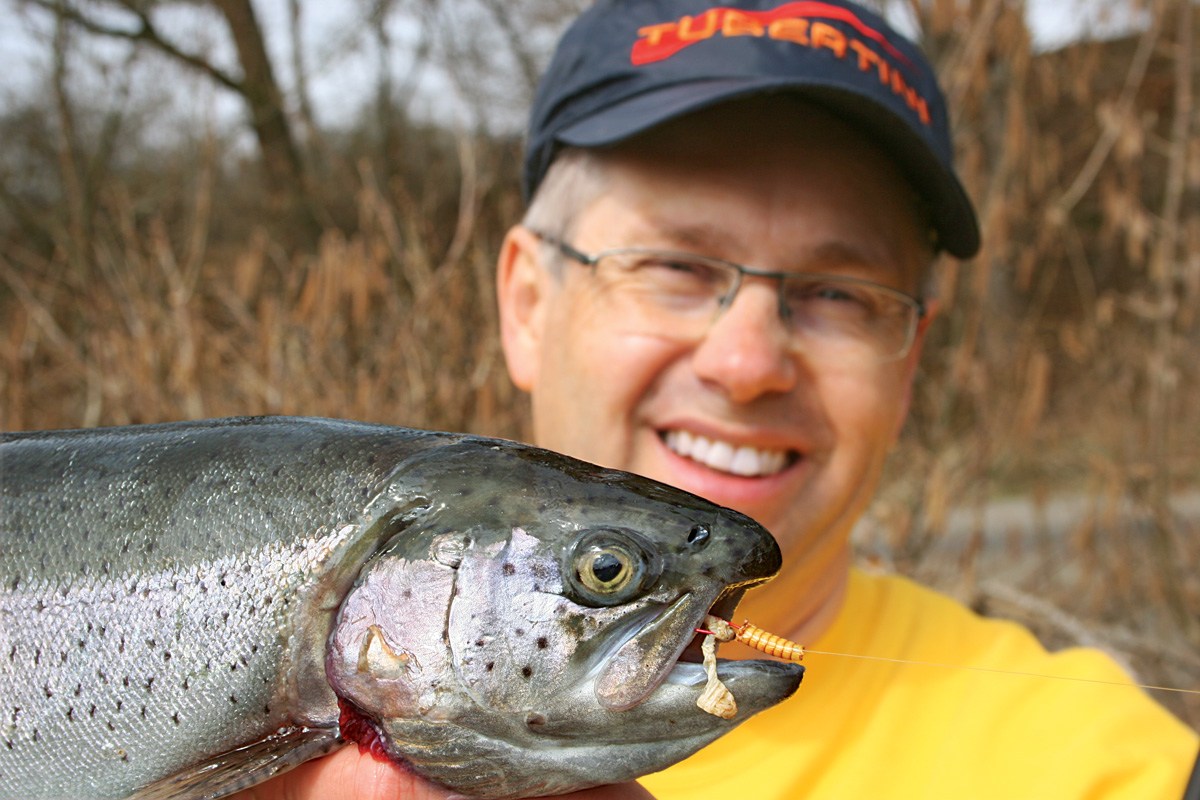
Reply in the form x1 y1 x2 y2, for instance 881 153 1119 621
804 649 1200 695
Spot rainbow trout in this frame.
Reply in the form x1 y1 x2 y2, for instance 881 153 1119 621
0 417 802 799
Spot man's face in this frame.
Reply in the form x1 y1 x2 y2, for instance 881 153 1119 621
499 101 932 566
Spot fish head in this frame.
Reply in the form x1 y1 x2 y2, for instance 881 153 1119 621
326 438 803 798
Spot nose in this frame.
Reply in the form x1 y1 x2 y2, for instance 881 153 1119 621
691 278 799 403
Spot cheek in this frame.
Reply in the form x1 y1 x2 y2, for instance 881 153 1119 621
820 367 910 466
534 296 680 466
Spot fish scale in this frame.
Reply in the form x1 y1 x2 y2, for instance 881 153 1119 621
0 417 803 799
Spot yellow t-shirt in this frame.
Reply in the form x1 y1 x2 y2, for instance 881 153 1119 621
641 569 1198 800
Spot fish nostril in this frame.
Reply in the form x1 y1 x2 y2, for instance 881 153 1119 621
525 712 547 728
686 524 711 548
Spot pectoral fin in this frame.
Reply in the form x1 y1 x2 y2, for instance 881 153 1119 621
125 726 342 800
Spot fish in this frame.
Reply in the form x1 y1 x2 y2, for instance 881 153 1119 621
0 416 803 799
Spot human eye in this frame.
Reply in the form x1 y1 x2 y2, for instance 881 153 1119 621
631 253 722 282
786 278 880 314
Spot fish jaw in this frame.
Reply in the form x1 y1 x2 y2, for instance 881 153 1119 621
366 658 803 798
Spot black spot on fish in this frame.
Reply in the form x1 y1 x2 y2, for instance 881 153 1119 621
145 677 154 692
230 694 238 705
537 637 548 649
485 662 495 672
182 678 189 691
42 685 51 699
89 704 96 718
502 563 516 576
9 575 18 590
475 639 485 647
164 651 171 661
66 707 73 722
33 649 40 666
264 704 271 714
172 713 180 725
116 700 122 711
140 706 147 719
522 666 533 679
515 628 525 636
119 636 125 654
107 721 115 731
7 645 15 662
74 684 81 697
122 676 129 688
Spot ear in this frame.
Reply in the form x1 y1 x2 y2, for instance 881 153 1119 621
890 297 939 443
496 225 551 392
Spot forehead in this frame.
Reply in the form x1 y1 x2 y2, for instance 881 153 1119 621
574 99 931 283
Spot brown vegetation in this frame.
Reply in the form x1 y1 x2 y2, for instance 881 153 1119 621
1 0 1197 726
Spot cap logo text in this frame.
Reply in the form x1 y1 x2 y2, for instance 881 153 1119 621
632 2 930 126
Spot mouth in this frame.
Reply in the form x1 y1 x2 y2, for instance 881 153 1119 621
661 429 798 478
592 586 748 711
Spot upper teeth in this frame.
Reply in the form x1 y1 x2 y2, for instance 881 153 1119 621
664 430 789 477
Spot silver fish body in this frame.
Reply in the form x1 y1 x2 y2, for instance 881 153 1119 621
0 417 803 799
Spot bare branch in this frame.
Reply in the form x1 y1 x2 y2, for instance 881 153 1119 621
28 0 244 92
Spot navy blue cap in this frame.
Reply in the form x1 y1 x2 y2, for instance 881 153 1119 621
524 0 980 259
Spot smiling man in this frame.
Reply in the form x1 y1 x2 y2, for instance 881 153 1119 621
495 1 1199 798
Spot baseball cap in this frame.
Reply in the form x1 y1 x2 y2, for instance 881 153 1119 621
524 0 980 259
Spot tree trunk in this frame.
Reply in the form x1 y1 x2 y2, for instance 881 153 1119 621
211 0 314 234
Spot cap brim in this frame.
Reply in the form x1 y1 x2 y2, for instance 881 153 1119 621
555 78 979 259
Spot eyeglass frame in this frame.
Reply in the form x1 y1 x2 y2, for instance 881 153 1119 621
529 229 929 363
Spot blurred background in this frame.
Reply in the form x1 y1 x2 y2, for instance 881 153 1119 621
1 0 1197 726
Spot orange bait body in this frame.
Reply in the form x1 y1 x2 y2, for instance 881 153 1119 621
734 621 805 662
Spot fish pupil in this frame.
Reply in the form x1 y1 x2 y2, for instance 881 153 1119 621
592 553 623 583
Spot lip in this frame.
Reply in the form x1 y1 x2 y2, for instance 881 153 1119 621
650 423 809 509
593 586 749 711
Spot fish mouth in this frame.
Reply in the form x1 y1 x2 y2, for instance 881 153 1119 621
593 586 747 711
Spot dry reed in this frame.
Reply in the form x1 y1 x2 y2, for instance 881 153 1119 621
1 0 1197 725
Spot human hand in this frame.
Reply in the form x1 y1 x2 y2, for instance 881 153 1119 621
229 744 655 800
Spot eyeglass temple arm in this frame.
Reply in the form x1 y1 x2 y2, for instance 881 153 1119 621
529 229 597 267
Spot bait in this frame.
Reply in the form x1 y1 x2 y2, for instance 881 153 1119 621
734 622 805 662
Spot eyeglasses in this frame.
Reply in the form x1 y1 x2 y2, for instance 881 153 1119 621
533 231 927 364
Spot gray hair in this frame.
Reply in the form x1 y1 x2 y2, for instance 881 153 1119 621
522 148 610 275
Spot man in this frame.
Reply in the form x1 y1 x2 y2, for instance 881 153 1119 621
494 0 1198 798
242 1 1197 798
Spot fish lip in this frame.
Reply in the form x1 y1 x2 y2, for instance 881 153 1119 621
593 586 748 711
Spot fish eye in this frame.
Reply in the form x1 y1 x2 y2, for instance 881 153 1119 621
565 529 661 607
580 548 633 592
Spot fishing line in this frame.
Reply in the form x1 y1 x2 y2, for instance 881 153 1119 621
802 648 1200 695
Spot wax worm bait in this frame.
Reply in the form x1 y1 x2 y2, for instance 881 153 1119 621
695 616 805 661
733 621 805 662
